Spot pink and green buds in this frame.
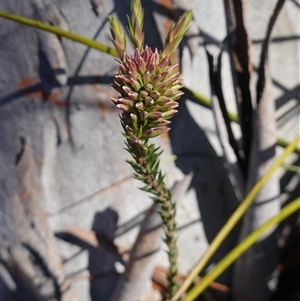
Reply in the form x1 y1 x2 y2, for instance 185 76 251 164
108 16 126 59
127 0 144 52
108 0 192 140
162 10 193 57
112 47 183 139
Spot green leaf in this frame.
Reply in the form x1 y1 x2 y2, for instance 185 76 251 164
181 197 300 301
281 164 300 173
172 134 300 301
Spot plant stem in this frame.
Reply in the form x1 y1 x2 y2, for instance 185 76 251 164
181 196 300 301
127 139 178 298
0 10 117 56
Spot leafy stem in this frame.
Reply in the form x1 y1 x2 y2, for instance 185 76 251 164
126 138 178 298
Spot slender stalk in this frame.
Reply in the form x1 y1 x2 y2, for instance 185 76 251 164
181 197 300 301
171 133 300 301
0 10 117 56
127 139 178 298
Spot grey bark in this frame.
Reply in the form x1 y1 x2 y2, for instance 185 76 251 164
233 1 286 299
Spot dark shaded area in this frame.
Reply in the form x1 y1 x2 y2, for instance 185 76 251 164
56 207 123 301
169 98 240 293
23 244 62 301
271 210 300 301
0 75 115 107
205 47 247 176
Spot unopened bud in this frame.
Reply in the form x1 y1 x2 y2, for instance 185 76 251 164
111 97 119 104
117 104 130 112
128 91 139 99
116 75 131 84
144 126 170 138
162 109 178 118
122 86 132 94
119 98 133 106
145 96 154 105
145 83 153 92
130 78 141 91
139 90 148 99
135 102 144 111
148 111 163 119
150 90 161 99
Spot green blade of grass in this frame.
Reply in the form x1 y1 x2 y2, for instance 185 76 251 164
0 10 117 57
172 133 300 301
281 164 300 173
181 196 300 301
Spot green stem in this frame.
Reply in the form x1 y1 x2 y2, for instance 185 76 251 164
172 133 300 301
0 10 298 155
181 197 300 301
127 139 178 299
0 10 117 56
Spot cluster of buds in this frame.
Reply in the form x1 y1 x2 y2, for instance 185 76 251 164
111 47 183 140
108 0 192 142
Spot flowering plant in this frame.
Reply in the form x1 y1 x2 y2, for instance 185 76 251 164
108 0 192 298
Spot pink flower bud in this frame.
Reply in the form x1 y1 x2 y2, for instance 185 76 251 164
144 126 170 138
128 91 139 99
165 100 179 109
164 89 176 96
142 71 151 84
134 48 141 64
147 63 155 75
162 109 178 118
122 86 132 94
150 90 161 99
127 59 137 72
111 97 119 104
148 111 163 119
119 98 133 106
152 74 162 83
139 90 148 99
149 119 171 127
130 78 141 91
125 125 133 133
149 48 159 66
168 77 180 85
145 83 153 92
157 96 173 104
135 102 144 111
160 71 169 78
137 56 146 74
120 63 128 73
142 46 152 63
168 64 179 74
117 104 130 112
158 57 169 69
145 96 154 105
155 82 169 91
140 111 149 119
172 91 184 100
116 75 131 84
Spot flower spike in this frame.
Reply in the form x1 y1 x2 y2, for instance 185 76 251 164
108 16 126 58
162 10 193 57
127 0 144 51
108 1 192 298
